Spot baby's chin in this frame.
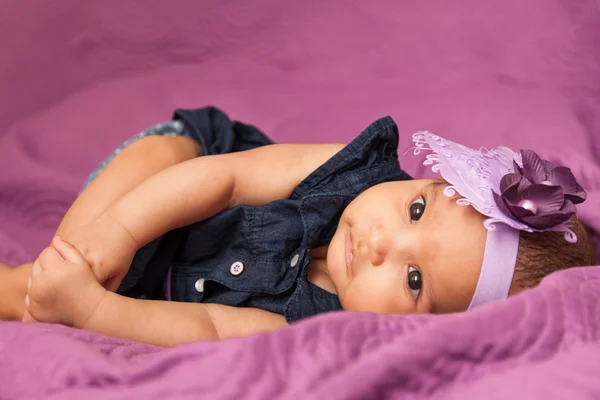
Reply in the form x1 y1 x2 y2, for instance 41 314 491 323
325 233 350 291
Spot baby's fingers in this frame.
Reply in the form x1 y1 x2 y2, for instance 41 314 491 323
21 308 37 323
23 279 39 323
52 236 87 265
30 259 44 280
38 246 66 271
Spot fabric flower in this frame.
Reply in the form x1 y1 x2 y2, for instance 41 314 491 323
492 150 587 229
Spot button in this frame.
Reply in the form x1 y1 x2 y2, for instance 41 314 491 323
290 253 300 268
230 261 244 276
194 278 205 293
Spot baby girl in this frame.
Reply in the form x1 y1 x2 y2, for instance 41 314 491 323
1 107 594 347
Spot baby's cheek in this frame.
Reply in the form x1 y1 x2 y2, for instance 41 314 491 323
341 281 406 314
338 283 367 312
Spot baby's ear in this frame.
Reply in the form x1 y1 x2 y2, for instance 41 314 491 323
52 237 86 265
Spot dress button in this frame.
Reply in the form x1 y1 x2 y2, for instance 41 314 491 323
290 253 300 268
194 278 205 293
230 261 244 276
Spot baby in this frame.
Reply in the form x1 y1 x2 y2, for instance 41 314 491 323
1 107 595 347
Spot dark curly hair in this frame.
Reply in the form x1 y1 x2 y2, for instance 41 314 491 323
510 217 596 294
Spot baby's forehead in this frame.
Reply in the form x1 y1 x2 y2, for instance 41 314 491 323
428 184 487 231
421 196 487 312
384 177 449 191
406 177 447 184
411 177 450 192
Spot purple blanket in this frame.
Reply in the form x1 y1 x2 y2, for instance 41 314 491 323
1 0 600 398
2 268 600 399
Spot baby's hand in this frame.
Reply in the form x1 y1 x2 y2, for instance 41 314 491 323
22 237 107 328
65 213 138 291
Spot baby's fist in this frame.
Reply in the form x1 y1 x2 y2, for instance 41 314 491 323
24 237 106 328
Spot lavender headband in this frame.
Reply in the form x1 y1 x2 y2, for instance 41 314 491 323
412 132 587 309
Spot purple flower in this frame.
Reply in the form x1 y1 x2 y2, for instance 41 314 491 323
492 150 587 229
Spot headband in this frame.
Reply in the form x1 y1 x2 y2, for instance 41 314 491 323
412 132 587 309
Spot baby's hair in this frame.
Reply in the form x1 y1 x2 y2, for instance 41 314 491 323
511 217 596 292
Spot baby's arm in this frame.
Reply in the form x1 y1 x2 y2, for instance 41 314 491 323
52 135 202 289
103 143 343 249
65 141 341 290
84 293 287 346
25 237 286 346
14 135 200 322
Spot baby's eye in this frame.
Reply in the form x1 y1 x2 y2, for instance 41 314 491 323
409 196 426 223
407 266 422 299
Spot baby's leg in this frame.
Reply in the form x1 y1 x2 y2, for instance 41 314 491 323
55 134 202 238
1 131 201 321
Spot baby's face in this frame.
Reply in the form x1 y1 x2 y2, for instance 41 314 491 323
327 179 488 314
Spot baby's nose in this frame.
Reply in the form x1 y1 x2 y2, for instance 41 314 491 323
368 225 414 266
368 226 390 266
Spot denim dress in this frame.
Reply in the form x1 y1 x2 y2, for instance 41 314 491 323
85 107 412 322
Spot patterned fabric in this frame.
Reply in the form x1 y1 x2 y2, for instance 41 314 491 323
82 120 190 190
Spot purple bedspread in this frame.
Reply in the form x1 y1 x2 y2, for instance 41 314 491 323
1 1 599 398
1 267 599 399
